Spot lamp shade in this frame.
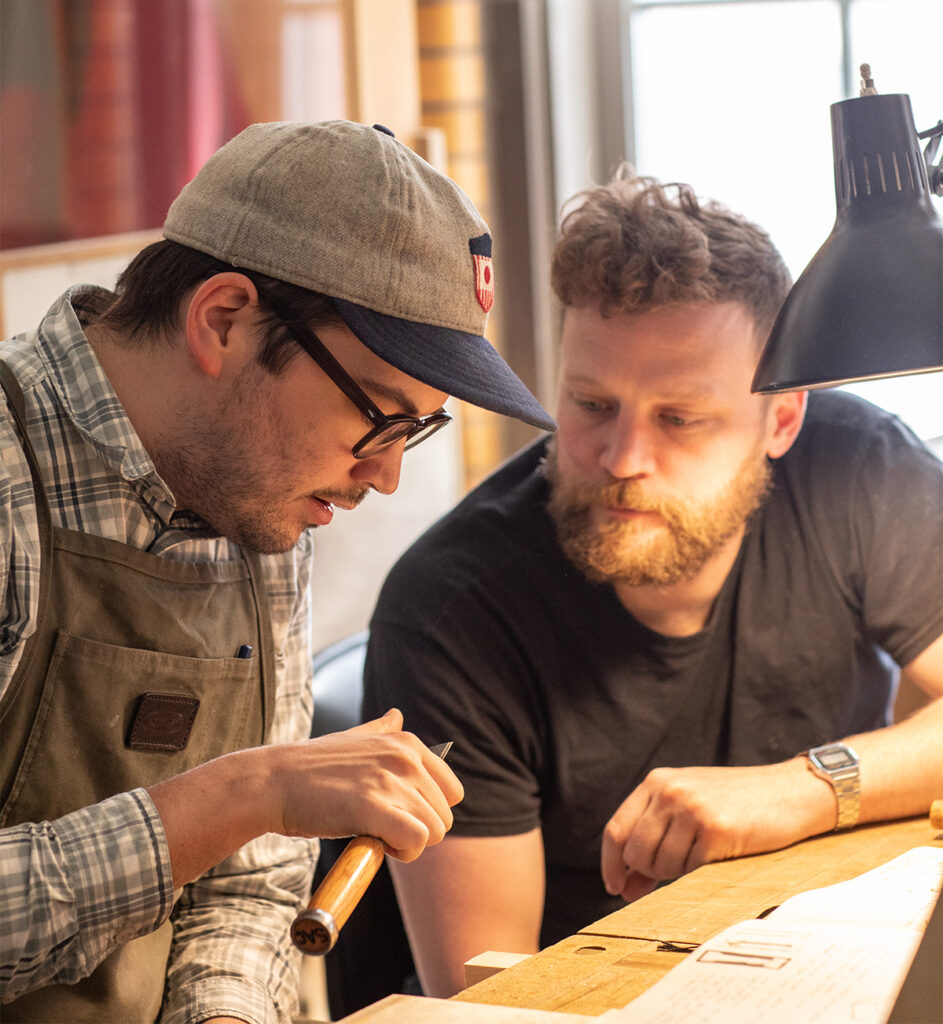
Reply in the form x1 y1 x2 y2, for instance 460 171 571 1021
752 92 943 393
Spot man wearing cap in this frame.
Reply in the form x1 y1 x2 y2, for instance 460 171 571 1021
0 120 554 1023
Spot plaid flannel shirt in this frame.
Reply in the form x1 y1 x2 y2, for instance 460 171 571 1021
0 289 318 1024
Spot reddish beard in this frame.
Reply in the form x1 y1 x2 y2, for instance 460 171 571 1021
543 438 772 587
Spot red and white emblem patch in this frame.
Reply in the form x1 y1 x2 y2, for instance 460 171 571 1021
472 253 494 312
469 233 495 313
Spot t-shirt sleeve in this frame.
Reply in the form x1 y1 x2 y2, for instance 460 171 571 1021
805 398 943 668
364 569 546 838
854 420 943 667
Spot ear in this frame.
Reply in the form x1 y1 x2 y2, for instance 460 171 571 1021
184 273 260 379
764 390 807 459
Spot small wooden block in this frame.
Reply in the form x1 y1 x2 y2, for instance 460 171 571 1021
463 951 532 988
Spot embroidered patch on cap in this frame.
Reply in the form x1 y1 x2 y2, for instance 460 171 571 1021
469 233 494 313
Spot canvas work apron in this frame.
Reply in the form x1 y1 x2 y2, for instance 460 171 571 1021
0 363 278 1023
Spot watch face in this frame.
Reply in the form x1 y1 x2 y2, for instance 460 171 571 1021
814 747 856 770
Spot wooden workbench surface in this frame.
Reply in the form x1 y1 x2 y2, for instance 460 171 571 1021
452 815 943 1016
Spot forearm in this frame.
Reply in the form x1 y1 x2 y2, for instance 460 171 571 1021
390 830 545 998
602 696 943 898
767 699 943 844
148 745 279 890
0 790 173 1000
845 696 943 824
710 698 943 843
844 633 943 823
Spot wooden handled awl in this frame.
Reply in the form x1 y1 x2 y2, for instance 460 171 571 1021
291 740 452 955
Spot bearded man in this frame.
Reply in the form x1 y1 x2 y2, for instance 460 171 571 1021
362 171 943 997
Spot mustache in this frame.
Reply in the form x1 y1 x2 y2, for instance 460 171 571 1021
314 486 370 509
557 476 677 517
542 443 672 516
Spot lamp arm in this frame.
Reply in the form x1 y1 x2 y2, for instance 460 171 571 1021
917 120 943 196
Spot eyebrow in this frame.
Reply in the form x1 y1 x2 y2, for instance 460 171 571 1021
658 386 725 405
564 374 724 405
357 376 424 417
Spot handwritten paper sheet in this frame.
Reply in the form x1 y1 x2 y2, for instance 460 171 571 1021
599 846 943 1024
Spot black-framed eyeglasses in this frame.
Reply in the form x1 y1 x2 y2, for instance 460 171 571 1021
258 291 451 459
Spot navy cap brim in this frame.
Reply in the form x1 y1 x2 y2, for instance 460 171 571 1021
332 298 557 432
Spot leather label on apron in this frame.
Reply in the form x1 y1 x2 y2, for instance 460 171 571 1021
128 693 201 751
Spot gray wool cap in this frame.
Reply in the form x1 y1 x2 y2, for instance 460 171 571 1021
163 120 555 432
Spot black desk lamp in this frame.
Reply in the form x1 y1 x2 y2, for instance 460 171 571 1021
751 67 943 1021
752 65 943 394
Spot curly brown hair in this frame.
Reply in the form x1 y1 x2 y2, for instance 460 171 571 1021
551 168 791 345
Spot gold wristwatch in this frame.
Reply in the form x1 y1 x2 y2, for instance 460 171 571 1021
805 743 860 830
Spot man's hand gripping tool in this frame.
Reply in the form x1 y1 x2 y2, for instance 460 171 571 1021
290 740 453 955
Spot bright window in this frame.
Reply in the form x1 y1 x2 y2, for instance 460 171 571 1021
549 0 942 442
628 0 942 441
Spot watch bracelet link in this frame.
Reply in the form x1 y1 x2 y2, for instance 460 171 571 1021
830 769 861 830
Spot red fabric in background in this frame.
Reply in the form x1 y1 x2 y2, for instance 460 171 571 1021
1 0 249 249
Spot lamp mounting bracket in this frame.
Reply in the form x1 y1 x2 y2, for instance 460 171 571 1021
917 120 943 197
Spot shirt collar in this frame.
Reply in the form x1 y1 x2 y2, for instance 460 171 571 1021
36 287 173 497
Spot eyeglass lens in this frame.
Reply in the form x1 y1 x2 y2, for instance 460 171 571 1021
354 416 449 458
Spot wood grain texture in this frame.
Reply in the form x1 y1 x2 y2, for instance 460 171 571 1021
454 816 943 1014
454 935 689 1016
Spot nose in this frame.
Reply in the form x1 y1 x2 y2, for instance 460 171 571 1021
598 409 656 480
351 442 404 495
